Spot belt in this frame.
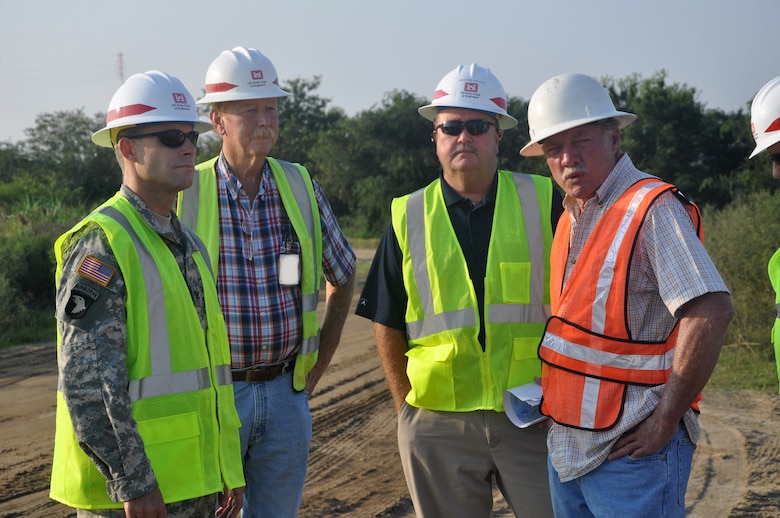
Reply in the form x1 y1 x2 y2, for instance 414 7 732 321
232 361 292 383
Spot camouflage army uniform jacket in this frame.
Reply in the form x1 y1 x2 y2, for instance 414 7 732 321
55 185 208 503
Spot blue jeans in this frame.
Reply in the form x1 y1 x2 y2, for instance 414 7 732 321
549 424 694 518
233 373 312 518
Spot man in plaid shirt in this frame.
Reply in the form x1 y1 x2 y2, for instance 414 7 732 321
521 73 734 518
178 46 356 518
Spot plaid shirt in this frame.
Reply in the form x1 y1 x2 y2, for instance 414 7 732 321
548 153 729 482
214 155 355 369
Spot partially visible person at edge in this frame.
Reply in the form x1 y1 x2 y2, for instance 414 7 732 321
748 75 780 394
49 70 245 518
176 46 356 518
355 63 562 517
521 72 735 518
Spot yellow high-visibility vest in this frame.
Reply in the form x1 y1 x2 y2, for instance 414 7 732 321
50 193 244 509
392 171 553 411
768 248 780 393
177 156 323 391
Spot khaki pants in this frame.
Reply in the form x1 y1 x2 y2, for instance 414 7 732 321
398 404 553 518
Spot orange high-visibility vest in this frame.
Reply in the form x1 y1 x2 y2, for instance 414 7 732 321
538 178 703 430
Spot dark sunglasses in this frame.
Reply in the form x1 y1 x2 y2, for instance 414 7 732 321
436 119 498 137
125 129 199 148
769 152 780 165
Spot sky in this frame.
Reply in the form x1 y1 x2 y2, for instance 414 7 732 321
0 0 775 144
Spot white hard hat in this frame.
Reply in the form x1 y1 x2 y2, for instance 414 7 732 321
749 76 780 158
418 63 518 130
92 70 212 148
520 73 636 157
197 46 292 104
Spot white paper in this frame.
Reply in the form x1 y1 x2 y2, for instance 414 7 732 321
503 382 547 428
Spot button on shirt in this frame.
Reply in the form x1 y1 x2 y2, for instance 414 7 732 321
214 155 356 369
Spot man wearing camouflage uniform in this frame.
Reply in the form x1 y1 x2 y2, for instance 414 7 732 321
49 71 244 517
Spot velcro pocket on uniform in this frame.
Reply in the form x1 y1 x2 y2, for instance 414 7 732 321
500 262 531 304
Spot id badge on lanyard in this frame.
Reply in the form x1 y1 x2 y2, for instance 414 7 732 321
279 230 301 286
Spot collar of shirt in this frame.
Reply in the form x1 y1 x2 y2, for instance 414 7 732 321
561 153 654 219
439 172 498 211
120 185 183 244
216 153 268 202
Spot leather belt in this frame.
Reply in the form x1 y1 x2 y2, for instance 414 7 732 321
232 362 292 383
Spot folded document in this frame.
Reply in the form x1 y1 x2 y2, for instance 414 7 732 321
504 382 547 428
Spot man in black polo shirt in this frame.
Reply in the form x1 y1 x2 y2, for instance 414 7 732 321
355 63 561 518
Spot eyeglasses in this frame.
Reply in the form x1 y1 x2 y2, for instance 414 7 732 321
769 153 780 165
435 119 498 137
125 129 199 148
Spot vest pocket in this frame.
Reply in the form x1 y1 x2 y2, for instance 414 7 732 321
500 262 531 304
137 412 203 498
405 343 455 409
507 337 541 387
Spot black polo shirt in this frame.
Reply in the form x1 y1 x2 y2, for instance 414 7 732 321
355 173 563 348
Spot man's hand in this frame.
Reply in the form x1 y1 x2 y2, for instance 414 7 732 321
216 486 244 518
123 487 167 517
608 413 677 459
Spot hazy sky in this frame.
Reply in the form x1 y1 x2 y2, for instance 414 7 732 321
0 0 774 143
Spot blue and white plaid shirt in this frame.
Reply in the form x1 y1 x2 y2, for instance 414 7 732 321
214 154 355 369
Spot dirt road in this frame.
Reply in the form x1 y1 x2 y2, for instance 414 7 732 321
2 291 780 516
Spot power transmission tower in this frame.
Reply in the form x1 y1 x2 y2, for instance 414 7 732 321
117 52 124 82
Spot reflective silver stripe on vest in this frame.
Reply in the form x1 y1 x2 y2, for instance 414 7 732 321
591 181 665 334
581 377 600 429
488 173 549 324
776 303 780 319
542 331 675 372
405 189 477 340
99 206 214 402
278 161 319 314
179 167 201 231
278 160 321 354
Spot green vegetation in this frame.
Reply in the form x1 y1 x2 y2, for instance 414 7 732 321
706 343 777 392
1 71 778 392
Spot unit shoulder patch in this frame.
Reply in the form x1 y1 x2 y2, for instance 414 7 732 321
65 283 100 319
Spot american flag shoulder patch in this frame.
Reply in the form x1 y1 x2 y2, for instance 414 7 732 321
77 255 117 287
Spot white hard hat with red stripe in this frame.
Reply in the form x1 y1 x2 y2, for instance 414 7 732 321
197 46 291 104
418 63 518 130
750 75 780 158
520 73 636 157
92 70 211 148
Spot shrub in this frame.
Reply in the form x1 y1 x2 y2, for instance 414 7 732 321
704 190 780 346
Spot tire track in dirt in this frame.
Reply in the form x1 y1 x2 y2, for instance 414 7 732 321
300 310 413 517
686 410 747 517
687 390 780 518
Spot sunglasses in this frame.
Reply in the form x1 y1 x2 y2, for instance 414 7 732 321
125 129 199 148
436 119 498 137
770 153 780 165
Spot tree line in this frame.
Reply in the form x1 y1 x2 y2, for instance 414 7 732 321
0 70 777 347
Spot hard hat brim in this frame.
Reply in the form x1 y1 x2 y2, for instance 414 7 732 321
520 112 636 157
196 88 292 105
749 132 780 158
92 119 213 148
418 104 519 130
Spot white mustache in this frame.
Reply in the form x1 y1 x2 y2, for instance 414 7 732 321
562 166 588 177
251 127 277 140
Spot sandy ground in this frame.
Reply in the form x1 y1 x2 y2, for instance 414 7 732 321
2 251 780 517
